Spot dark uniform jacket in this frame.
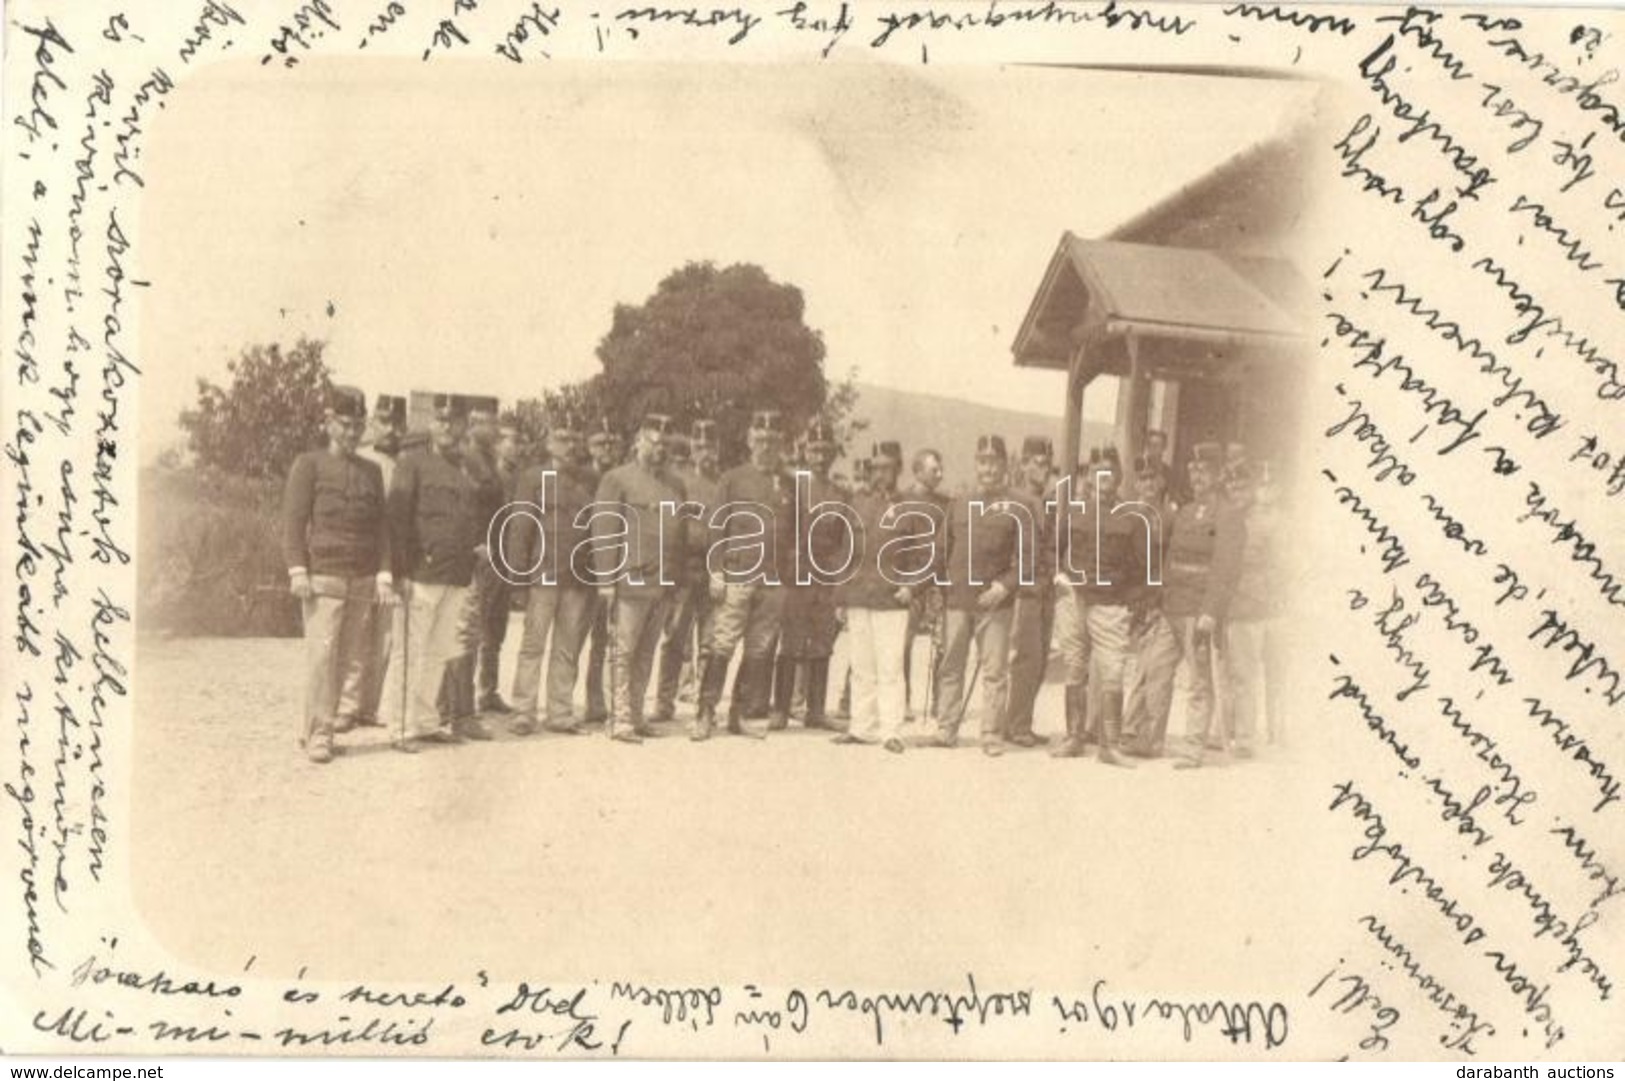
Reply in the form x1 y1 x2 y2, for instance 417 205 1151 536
1065 501 1152 608
593 461 687 585
1161 496 1245 620
837 489 924 610
282 449 390 579
507 459 599 588
674 464 722 582
944 486 1039 611
791 471 852 584
713 462 794 583
388 445 482 586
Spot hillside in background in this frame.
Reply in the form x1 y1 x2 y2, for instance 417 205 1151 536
847 382 1115 490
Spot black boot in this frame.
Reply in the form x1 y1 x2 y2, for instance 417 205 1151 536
1051 683 1086 758
769 655 796 731
692 654 727 741
804 658 831 729
728 659 764 739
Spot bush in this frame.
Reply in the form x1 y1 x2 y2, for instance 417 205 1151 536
138 464 302 637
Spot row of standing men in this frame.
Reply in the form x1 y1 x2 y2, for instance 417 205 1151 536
282 388 1281 764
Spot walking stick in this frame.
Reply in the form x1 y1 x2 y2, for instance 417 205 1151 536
396 585 412 749
604 586 621 734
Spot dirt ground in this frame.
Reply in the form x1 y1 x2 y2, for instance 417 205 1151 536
132 616 1315 1001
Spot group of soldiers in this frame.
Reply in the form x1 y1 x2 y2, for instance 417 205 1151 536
281 386 1282 766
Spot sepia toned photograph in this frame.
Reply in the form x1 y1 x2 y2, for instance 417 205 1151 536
126 60 1321 1004
10 0 1625 1064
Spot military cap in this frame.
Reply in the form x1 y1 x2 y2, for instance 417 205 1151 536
327 385 367 419
432 393 467 421
465 395 500 419
587 416 618 447
749 409 785 436
805 417 836 450
1224 460 1258 486
372 394 408 425
1021 435 1054 460
1192 441 1225 467
691 418 718 448
548 408 582 436
872 440 903 465
975 434 1007 460
640 413 673 436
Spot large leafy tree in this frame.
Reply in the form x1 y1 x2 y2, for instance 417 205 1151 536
592 262 833 463
179 338 333 480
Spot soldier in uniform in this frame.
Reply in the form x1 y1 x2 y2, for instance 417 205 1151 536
1166 442 1245 770
1217 460 1275 757
770 418 846 731
692 409 794 740
932 435 1034 757
1120 453 1181 758
382 393 484 751
832 443 918 754
832 451 874 723
581 417 623 725
657 419 722 731
901 447 948 726
336 393 407 734
468 401 519 716
505 411 597 736
1003 435 1060 748
1051 447 1143 765
594 414 688 743
281 386 393 763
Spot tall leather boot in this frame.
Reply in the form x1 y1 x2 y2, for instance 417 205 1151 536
692 654 727 741
1051 683 1086 758
728 658 765 739
1097 690 1132 767
768 655 796 731
804 658 831 729
747 650 776 719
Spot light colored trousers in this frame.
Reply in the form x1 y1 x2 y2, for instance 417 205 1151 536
1218 618 1265 750
301 574 374 747
509 586 592 725
610 585 673 731
936 606 1013 740
380 581 470 740
1051 585 1088 685
337 597 390 724
845 607 908 743
1170 614 1219 746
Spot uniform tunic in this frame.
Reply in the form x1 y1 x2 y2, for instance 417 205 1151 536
708 462 795 665
595 460 688 732
381 445 482 740
779 471 848 661
281 448 389 750
507 460 600 725
937 485 1037 740
657 463 723 713
836 489 913 742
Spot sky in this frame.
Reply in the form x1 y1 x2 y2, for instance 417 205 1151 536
139 59 1315 451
